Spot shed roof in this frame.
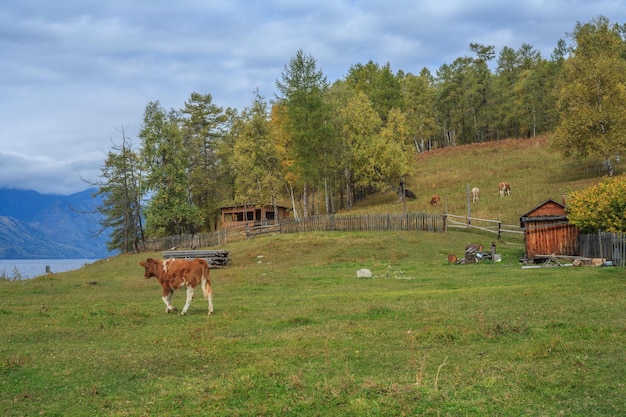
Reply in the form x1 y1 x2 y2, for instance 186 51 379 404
519 199 568 226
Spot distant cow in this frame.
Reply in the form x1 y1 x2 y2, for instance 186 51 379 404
471 187 480 203
429 195 441 207
498 181 511 197
140 258 213 316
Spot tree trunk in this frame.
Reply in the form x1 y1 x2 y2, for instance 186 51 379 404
344 167 352 211
287 183 299 220
303 183 309 218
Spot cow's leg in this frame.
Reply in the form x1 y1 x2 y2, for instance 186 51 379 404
181 286 194 315
162 289 176 313
202 277 214 316
207 293 214 316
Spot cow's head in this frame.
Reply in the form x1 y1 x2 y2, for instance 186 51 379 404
139 258 161 279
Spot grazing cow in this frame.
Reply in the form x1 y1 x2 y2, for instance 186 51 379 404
471 187 480 203
498 181 511 197
429 195 441 207
140 258 213 316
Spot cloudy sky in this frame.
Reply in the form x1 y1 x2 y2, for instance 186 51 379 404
1 1 624 195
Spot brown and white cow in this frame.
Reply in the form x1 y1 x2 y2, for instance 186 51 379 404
140 258 213 316
429 195 441 207
471 187 480 203
498 181 511 197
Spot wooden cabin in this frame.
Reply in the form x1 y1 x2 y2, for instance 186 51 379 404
520 199 579 263
220 204 289 229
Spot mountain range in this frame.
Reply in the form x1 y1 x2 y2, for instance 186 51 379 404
0 188 114 259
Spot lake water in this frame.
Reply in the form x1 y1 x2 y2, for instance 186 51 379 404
0 259 99 280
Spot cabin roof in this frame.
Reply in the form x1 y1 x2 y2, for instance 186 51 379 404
520 198 566 217
220 204 289 211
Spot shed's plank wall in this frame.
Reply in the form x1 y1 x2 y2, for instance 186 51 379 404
525 222 579 258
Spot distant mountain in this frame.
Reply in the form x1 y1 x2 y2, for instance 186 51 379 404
0 188 114 259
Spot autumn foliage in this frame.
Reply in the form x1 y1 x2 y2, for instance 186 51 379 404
567 175 626 233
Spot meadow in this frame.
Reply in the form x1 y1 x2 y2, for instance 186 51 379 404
1 137 625 416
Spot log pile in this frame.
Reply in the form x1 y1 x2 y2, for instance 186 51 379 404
162 249 230 268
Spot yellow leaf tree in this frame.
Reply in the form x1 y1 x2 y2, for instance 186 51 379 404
567 175 626 232
551 16 626 174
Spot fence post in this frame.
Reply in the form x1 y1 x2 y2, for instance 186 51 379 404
598 230 604 260
466 183 471 225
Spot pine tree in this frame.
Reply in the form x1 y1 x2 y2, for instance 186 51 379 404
95 127 144 253
180 92 228 231
275 49 332 217
139 101 201 236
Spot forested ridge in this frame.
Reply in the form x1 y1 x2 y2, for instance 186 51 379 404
95 16 626 253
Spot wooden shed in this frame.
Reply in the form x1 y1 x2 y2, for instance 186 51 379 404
520 199 579 263
220 204 289 229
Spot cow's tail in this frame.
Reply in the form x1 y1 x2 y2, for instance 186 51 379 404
201 260 211 299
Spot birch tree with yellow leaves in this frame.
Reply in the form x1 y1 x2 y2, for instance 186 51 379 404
552 16 626 174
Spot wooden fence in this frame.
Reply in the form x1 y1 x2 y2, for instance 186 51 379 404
280 212 445 234
140 229 232 252
139 212 520 253
139 212 445 252
245 223 282 238
579 232 626 267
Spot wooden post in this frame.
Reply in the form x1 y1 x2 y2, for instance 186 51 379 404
466 183 471 225
400 181 407 214
598 230 603 260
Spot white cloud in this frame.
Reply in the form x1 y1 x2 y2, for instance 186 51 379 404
0 0 624 194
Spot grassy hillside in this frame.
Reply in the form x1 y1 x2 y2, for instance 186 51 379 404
1 138 624 416
348 136 618 227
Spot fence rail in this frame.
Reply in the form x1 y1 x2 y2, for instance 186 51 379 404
445 214 523 238
246 223 282 238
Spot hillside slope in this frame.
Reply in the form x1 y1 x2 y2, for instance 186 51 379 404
348 136 614 226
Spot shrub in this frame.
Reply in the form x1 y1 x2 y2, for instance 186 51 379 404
567 174 626 232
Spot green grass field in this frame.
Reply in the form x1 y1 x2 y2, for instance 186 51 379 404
2 230 625 416
1 137 625 416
